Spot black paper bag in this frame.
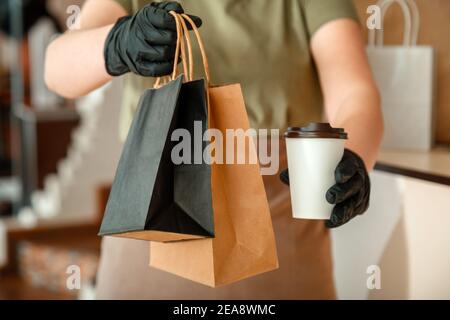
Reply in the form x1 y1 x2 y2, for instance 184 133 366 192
99 75 214 242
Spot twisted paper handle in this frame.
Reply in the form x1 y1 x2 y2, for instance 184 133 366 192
155 11 211 87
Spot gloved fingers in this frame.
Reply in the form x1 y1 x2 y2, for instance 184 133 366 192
134 60 174 77
326 174 363 205
355 196 370 217
143 5 202 31
181 14 203 29
136 45 176 62
142 5 178 30
354 177 371 213
279 169 290 185
150 1 184 13
144 28 177 45
151 1 203 29
334 154 357 184
326 197 358 229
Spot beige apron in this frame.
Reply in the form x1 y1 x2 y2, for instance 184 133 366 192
96 140 335 299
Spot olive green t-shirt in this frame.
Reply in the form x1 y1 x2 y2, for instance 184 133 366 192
113 0 359 141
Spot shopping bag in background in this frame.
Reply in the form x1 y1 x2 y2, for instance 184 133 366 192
150 13 279 287
367 0 436 150
99 12 214 242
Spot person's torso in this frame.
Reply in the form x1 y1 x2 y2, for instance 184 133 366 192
119 0 324 141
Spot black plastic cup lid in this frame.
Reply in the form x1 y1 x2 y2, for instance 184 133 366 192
285 123 348 139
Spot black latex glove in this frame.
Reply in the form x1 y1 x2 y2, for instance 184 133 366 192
104 1 202 77
280 149 370 229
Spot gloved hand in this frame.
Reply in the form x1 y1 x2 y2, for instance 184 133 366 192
104 1 202 77
280 149 371 228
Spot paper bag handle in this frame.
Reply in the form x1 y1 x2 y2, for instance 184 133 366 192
368 0 420 47
180 13 211 85
177 14 194 81
380 0 419 46
154 11 192 88
155 12 211 87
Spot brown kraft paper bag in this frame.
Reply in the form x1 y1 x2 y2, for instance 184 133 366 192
149 13 279 287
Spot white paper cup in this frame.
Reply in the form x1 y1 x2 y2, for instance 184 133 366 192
285 123 347 220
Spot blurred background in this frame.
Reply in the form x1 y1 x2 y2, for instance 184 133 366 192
0 0 121 299
0 0 449 300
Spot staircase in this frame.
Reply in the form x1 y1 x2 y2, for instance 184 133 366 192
28 79 123 221
0 79 124 299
